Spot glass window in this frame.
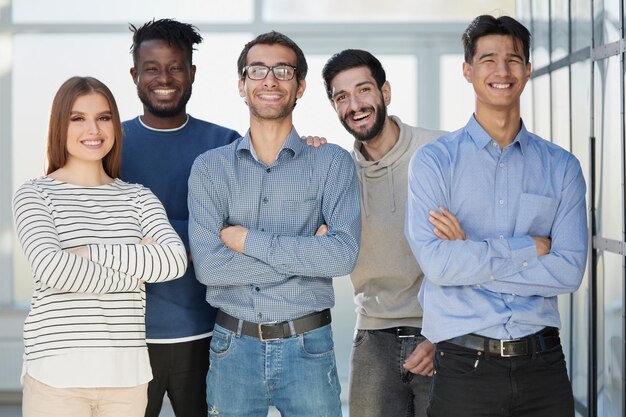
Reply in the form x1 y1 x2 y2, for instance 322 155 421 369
551 67 570 150
571 0 592 51
520 77 534 130
563 60 590 413
571 60 591 189
13 0 253 23
516 0 532 30
593 0 620 46
531 74 551 139
531 0 550 69
263 0 516 22
593 56 623 241
596 252 624 416
571 269 590 413
439 54 474 131
550 0 569 62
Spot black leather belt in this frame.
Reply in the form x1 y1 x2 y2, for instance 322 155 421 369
445 327 561 357
216 309 331 341
379 326 422 338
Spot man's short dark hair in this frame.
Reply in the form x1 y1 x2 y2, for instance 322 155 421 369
237 31 308 83
462 15 531 64
321 49 387 100
129 18 203 67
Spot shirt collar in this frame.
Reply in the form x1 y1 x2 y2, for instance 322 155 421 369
138 114 190 132
236 127 303 161
465 114 529 154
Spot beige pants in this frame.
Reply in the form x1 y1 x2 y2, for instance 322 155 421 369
22 374 148 417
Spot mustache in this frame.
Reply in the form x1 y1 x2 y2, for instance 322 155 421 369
346 107 375 119
343 106 376 121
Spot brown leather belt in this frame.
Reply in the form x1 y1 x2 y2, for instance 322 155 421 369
216 309 332 341
445 327 561 357
378 326 422 338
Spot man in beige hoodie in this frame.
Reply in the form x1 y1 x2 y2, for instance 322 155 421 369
322 49 444 417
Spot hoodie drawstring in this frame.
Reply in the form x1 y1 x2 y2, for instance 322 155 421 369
358 168 369 217
387 166 396 212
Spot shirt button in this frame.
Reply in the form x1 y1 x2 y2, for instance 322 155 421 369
255 287 260 292
266 168 271 173
262 197 269 203
499 199 504 205
499 162 504 168
522 261 528 267
258 313 263 319
492 142 498 147
490 275 495 280
499 235 504 239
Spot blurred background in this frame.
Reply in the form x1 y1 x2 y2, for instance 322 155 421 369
0 1 624 416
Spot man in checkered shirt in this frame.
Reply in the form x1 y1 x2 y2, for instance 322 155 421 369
188 31 361 417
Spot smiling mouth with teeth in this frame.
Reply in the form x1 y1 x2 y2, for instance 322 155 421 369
490 83 512 89
153 89 176 95
350 108 374 122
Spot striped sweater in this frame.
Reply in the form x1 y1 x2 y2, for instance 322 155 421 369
12 177 187 386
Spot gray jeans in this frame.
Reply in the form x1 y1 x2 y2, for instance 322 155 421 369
349 329 432 417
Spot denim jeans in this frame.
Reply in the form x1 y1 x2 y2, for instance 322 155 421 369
206 323 342 417
349 329 432 417
428 341 574 417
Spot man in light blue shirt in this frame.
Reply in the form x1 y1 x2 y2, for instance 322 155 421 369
405 15 587 417
188 31 360 416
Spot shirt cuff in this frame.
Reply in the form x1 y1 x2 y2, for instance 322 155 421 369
507 236 537 270
244 229 273 263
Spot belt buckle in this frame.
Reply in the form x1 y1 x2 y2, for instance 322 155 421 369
258 321 280 342
397 328 416 338
500 338 521 357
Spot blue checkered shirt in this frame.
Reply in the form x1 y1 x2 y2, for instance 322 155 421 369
188 128 361 323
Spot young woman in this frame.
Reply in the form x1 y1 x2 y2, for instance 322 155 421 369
12 76 188 416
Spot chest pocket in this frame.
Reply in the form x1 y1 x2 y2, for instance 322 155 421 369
514 193 559 237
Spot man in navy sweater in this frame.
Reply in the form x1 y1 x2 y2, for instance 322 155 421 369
120 19 239 417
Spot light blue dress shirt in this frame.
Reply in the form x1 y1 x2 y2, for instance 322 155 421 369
188 128 361 324
405 115 588 343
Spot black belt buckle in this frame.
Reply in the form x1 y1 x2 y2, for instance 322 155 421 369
258 321 280 342
397 327 417 338
500 338 528 357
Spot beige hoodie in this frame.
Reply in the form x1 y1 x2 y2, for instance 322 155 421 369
351 115 443 329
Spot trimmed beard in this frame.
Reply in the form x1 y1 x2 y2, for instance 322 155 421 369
137 86 192 118
341 102 387 142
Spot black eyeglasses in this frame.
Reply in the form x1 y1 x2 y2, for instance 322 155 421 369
243 65 297 81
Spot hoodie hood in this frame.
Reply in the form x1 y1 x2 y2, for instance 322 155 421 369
352 115 443 217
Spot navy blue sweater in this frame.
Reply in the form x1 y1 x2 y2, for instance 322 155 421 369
121 115 239 340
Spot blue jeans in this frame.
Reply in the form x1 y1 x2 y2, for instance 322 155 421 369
207 323 342 417
428 341 574 417
349 329 432 417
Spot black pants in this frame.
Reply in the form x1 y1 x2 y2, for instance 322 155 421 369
428 341 574 417
145 337 210 417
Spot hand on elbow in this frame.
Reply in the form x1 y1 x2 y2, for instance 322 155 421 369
532 236 551 256
429 207 466 240
220 225 248 253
